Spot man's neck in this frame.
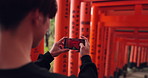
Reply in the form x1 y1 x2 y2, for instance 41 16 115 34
0 30 32 69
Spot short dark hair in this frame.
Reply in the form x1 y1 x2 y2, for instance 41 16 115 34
0 0 57 30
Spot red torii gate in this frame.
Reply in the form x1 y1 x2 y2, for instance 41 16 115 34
30 0 148 78
90 1 148 77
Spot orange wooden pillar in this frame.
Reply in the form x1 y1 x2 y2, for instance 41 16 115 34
112 36 119 77
133 46 138 67
101 26 106 77
78 1 91 73
143 47 147 67
116 41 122 73
121 42 126 69
111 29 117 77
140 47 146 68
118 42 122 70
31 39 44 62
117 41 124 75
118 41 122 70
124 45 129 65
54 0 70 75
119 41 126 70
129 45 135 67
123 45 128 71
90 6 98 64
143 48 147 67
140 47 144 68
129 46 138 68
113 39 121 77
137 47 142 68
144 48 147 67
102 27 109 78
146 48 148 66
95 22 103 78
111 30 117 77
68 0 80 76
80 2 91 38
105 27 114 77
144 48 148 67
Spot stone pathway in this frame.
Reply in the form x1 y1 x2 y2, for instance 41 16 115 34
120 68 148 78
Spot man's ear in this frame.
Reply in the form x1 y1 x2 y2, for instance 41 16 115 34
31 9 43 27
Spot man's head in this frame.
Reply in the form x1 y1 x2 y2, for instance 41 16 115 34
0 0 57 48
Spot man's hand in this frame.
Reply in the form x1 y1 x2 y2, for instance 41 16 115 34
79 36 90 57
49 37 69 57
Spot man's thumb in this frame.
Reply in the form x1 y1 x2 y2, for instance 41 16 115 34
80 43 84 48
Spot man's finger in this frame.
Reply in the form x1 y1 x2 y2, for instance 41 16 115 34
81 36 88 42
57 37 67 44
80 43 84 48
81 36 89 46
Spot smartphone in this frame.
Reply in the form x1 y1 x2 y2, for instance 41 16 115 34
64 38 85 50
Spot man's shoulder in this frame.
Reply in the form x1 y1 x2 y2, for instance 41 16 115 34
0 63 69 78
24 63 69 78
28 63 76 78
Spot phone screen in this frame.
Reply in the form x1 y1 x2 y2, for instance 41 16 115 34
64 38 85 50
